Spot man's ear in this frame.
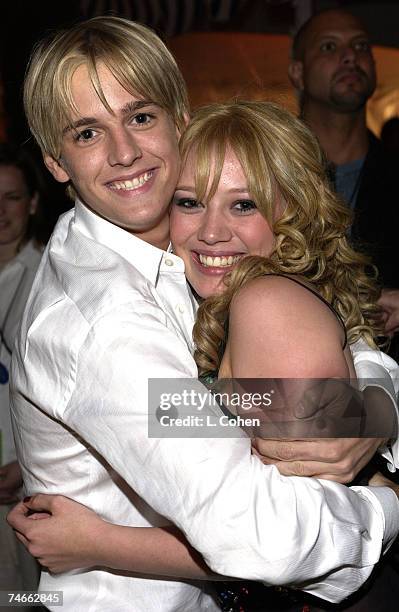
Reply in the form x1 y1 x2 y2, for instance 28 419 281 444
176 112 191 140
43 154 70 184
288 60 304 91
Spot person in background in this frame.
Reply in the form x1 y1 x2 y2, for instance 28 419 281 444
288 8 399 359
0 143 46 600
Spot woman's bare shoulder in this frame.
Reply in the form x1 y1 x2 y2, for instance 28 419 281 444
228 275 348 378
231 275 332 324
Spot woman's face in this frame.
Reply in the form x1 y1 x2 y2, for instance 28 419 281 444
0 165 38 250
170 147 276 299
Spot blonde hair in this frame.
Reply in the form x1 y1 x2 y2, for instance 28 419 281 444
24 16 189 160
183 101 384 376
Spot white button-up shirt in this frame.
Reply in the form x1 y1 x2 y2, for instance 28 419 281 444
10 201 399 611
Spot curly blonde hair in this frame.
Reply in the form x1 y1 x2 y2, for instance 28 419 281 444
182 101 384 376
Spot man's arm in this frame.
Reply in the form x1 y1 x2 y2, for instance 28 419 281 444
253 339 399 480
46 301 398 603
15 298 399 603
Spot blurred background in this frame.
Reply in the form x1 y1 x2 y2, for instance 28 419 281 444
0 0 398 213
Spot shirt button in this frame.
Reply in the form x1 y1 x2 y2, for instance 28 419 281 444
164 258 174 267
176 304 185 314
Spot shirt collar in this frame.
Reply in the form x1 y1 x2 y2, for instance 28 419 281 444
73 200 184 286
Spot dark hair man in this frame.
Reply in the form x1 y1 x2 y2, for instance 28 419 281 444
289 9 399 296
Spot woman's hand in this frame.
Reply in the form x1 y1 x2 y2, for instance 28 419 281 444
8 494 218 580
7 494 107 573
369 471 399 497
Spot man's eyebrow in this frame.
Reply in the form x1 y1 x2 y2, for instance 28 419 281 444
316 31 369 41
62 100 157 134
121 100 157 116
63 117 97 135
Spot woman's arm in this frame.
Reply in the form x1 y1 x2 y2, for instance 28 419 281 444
227 275 349 380
227 276 383 480
8 494 224 578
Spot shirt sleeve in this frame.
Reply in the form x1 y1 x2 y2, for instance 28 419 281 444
351 339 399 471
63 303 399 604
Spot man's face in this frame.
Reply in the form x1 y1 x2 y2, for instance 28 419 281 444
45 63 181 247
293 11 376 113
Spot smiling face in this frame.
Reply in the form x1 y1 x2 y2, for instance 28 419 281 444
170 147 276 299
292 10 376 113
44 62 181 248
0 165 38 254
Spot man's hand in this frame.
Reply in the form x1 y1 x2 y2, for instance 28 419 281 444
0 461 23 504
7 494 106 573
252 437 384 483
369 471 399 497
251 380 396 483
378 288 399 335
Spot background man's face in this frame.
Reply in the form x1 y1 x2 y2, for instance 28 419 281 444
300 11 376 113
45 63 181 242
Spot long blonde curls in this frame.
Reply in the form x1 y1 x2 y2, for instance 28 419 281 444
182 101 384 376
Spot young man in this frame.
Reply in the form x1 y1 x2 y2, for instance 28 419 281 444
8 16 399 611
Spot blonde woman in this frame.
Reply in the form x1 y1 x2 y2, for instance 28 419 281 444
173 101 380 379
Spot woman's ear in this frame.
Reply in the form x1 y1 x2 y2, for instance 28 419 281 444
29 192 39 215
43 155 70 184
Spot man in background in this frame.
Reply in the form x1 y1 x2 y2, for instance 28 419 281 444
288 9 399 349
287 10 399 609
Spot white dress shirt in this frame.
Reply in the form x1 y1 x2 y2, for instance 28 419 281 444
10 201 399 611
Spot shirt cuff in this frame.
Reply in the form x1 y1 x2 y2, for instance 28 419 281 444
379 438 399 473
360 383 399 472
359 485 399 551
